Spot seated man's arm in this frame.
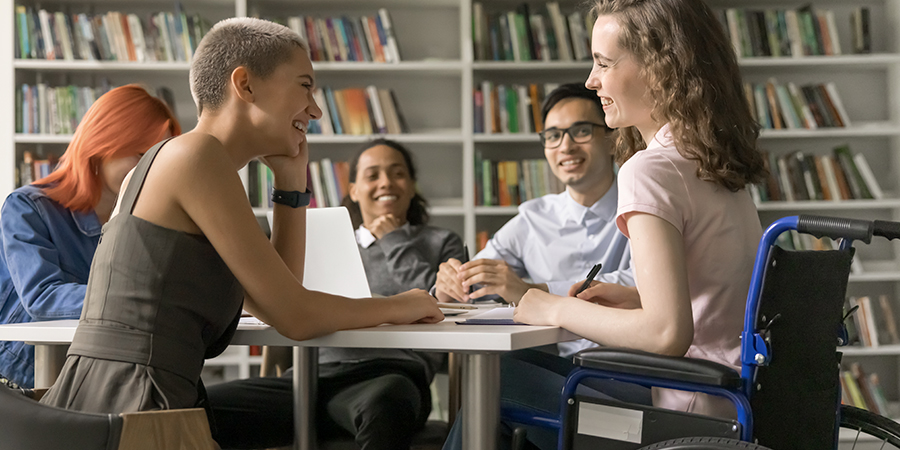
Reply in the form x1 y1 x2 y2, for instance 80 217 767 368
452 218 541 303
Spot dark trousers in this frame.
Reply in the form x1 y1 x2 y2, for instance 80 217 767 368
207 359 431 450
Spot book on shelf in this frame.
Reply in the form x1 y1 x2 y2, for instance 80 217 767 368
719 6 844 59
475 82 559 134
847 295 900 348
745 80 849 130
474 153 564 206
850 7 872 54
841 363 891 416
751 146 882 204
14 4 209 62
308 86 407 136
247 160 274 208
476 230 490 252
17 151 59 187
472 2 594 62
841 368 867 409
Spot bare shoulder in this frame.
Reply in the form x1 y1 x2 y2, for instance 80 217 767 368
142 133 236 187
159 133 227 165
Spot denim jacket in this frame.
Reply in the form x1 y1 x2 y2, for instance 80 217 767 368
0 185 100 387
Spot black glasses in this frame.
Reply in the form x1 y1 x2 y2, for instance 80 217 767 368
539 122 606 149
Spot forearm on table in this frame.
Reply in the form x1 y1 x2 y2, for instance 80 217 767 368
246 289 404 341
553 296 692 356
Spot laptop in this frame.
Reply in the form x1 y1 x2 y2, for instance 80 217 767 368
267 207 372 299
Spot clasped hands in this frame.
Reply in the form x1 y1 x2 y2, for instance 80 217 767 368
435 258 532 304
436 259 641 326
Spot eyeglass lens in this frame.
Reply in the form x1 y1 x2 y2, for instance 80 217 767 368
542 123 596 148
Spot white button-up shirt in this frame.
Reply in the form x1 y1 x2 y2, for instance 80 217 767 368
476 181 633 356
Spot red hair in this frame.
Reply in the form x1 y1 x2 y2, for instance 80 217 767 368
35 84 182 212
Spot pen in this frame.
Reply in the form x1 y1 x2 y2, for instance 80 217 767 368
461 244 473 295
574 263 603 296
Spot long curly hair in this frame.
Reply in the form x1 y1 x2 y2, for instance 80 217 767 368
341 139 429 229
591 0 766 191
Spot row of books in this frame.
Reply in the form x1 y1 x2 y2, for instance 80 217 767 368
841 363 892 417
279 10 401 63
474 154 565 207
16 83 109 135
745 80 850 130
309 86 409 136
752 147 883 204
246 160 274 209
472 2 592 62
308 159 350 208
474 82 559 134
17 151 58 187
14 5 207 62
16 83 178 136
848 295 900 348
718 6 866 59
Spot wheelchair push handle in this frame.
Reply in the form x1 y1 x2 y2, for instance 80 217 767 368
797 215 873 244
873 220 900 241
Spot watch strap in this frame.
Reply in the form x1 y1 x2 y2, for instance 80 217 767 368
271 189 312 208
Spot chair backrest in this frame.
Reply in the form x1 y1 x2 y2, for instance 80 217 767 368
748 246 853 450
0 385 122 450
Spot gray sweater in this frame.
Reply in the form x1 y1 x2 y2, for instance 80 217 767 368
318 223 465 383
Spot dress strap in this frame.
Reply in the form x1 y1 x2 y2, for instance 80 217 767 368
119 137 174 215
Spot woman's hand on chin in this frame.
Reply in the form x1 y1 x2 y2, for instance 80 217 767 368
259 141 309 189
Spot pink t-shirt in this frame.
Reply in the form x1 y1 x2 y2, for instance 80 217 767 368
616 124 761 418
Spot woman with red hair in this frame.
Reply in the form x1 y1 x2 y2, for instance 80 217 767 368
0 84 180 388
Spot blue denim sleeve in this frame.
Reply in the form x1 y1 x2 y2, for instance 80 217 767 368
1 194 86 320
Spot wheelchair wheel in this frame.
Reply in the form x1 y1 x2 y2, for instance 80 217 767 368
840 404 900 448
635 437 772 449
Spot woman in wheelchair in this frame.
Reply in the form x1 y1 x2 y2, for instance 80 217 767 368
516 0 766 418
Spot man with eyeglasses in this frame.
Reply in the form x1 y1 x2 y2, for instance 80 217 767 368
435 83 634 357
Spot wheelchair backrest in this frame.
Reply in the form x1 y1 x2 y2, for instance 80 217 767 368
748 246 853 449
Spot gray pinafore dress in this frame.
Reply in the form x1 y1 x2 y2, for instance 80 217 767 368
40 138 244 414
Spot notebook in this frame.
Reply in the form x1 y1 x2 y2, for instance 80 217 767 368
267 207 371 298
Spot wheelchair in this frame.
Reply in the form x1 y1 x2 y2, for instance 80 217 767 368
504 215 900 450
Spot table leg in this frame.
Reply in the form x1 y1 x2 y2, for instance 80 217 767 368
461 352 500 450
33 344 68 388
293 346 318 450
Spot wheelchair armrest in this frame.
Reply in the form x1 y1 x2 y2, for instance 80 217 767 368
573 348 742 389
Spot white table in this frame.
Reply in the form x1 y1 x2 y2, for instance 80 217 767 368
0 316 580 450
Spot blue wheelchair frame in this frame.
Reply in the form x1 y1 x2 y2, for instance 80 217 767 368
502 215 870 449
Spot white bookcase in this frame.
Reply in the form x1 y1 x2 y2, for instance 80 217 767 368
4 0 900 416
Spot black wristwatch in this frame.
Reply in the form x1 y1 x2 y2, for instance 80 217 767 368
271 189 312 208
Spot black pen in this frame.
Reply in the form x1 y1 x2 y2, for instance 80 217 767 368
461 244 473 295
574 263 603 296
